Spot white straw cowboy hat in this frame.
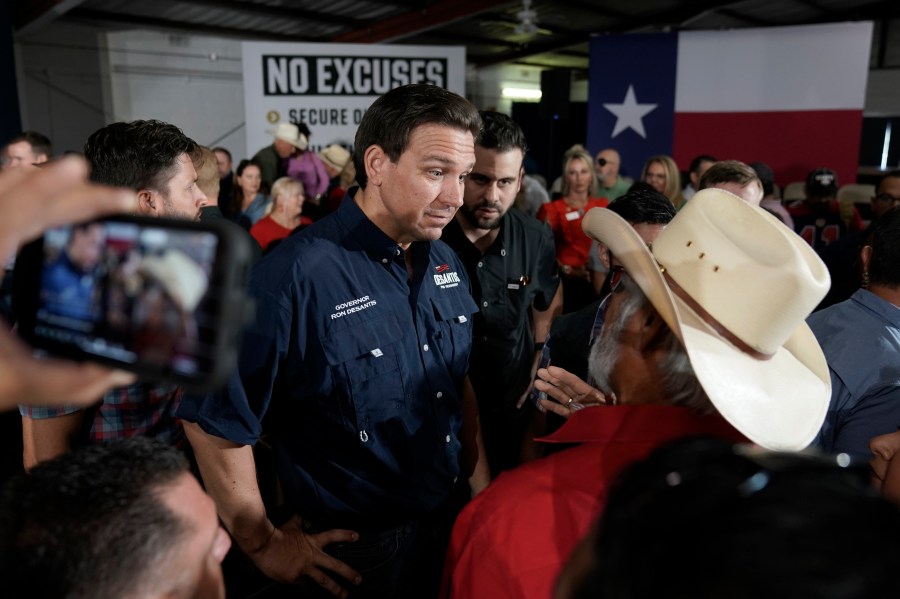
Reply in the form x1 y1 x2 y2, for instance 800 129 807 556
266 122 308 151
582 188 831 450
139 250 209 313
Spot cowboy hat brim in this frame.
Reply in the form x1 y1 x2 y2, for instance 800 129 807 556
266 129 308 151
582 206 830 450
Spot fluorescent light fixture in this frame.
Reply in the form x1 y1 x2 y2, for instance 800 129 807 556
502 87 542 100
881 121 892 170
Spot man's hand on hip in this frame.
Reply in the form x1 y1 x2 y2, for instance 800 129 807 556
247 514 362 598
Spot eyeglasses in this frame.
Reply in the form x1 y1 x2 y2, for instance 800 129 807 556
873 192 900 204
608 265 625 293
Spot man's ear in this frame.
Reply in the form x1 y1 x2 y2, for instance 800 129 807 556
860 244 873 273
136 189 157 216
637 307 669 355
597 244 611 271
517 166 525 195
364 145 388 187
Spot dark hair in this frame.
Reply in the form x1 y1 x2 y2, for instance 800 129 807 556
212 146 232 162
608 188 676 225
297 122 311 138
689 154 717 175
236 158 261 178
0 438 190 598
8 130 53 158
571 437 900 599
698 160 762 192
477 110 528 155
353 84 481 189
750 161 776 197
232 158 264 213
83 119 197 193
867 206 900 288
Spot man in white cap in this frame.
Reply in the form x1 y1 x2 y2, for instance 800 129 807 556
252 122 307 189
442 188 832 599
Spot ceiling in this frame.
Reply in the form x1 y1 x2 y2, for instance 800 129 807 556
9 0 899 72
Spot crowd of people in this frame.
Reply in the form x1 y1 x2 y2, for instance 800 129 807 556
0 83 899 599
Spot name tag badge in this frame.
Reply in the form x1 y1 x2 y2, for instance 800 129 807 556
565 210 580 221
370 348 383 357
456 315 468 323
507 283 520 290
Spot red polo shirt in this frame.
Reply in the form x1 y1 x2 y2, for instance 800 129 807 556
442 404 746 599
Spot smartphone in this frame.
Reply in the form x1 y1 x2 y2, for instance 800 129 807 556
527 336 553 411
13 214 254 391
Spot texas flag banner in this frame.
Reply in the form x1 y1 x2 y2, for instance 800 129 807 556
587 22 873 187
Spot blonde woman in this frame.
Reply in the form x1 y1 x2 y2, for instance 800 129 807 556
250 177 311 252
537 149 608 312
642 155 684 209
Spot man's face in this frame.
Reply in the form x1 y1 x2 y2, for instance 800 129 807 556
690 160 715 188
459 146 523 230
374 124 475 246
158 153 207 221
645 161 667 194
711 181 763 206
160 473 231 599
588 222 668 398
5 141 46 168
68 224 106 272
595 150 620 185
213 150 231 177
273 138 295 159
872 176 900 218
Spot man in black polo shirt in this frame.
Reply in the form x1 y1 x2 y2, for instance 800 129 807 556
442 111 561 474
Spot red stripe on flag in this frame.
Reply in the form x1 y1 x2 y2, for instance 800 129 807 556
673 110 863 189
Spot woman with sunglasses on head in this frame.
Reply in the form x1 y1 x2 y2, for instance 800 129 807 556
538 149 608 313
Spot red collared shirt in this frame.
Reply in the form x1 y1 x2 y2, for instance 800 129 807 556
442 404 746 599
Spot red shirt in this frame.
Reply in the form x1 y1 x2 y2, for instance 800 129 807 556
249 214 312 251
537 197 608 267
441 404 746 599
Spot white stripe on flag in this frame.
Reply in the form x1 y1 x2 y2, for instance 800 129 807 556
675 22 873 113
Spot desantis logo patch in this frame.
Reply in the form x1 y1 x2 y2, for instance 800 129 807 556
433 264 460 289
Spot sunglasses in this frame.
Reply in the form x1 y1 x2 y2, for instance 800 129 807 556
873 192 900 204
608 265 626 293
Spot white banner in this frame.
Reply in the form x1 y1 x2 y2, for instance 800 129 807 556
242 42 466 156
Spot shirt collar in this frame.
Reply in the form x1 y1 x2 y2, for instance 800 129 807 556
538 404 745 446
851 288 900 327
335 186 412 264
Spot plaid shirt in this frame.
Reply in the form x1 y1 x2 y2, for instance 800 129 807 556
21 382 184 445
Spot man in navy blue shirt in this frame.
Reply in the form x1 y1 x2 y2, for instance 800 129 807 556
178 84 488 598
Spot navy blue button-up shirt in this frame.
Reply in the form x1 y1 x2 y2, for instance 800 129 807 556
178 192 478 528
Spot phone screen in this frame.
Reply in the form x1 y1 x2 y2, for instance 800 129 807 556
32 220 221 378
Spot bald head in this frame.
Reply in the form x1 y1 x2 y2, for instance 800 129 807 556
595 148 621 186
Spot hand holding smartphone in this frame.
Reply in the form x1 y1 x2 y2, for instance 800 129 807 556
14 215 254 391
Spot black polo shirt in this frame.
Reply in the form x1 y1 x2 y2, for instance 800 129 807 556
442 208 559 414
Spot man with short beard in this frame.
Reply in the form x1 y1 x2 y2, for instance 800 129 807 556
21 119 207 467
442 111 562 474
443 188 833 599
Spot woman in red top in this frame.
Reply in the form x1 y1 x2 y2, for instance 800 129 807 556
250 177 313 253
537 149 608 312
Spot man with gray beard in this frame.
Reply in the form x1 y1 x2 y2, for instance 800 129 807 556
442 188 833 599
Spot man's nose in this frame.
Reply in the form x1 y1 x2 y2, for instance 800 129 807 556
442 178 464 208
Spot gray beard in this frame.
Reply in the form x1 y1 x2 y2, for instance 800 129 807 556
587 309 624 397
